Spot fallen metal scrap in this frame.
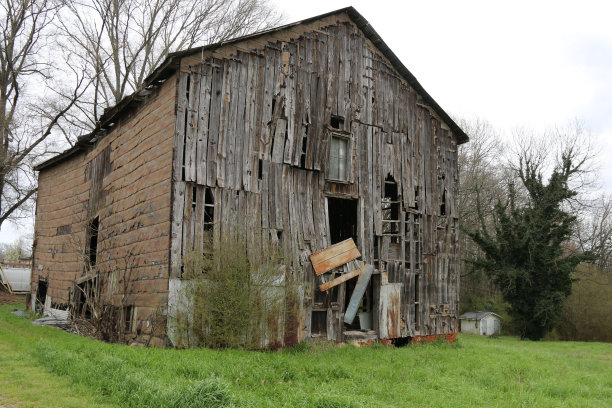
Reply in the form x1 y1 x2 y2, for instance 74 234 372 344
32 316 70 330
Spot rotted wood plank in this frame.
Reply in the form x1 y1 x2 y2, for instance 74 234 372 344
283 42 297 165
233 57 248 191
310 238 361 275
226 59 241 190
260 47 276 161
196 63 212 185
206 62 223 187
242 54 257 192
173 72 189 182
184 70 201 182
216 59 233 188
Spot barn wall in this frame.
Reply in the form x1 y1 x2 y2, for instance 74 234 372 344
169 15 460 343
31 152 89 308
31 77 177 343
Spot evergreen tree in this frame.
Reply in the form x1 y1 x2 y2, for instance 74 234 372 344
465 151 594 340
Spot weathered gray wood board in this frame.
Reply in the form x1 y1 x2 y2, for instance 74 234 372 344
170 20 460 344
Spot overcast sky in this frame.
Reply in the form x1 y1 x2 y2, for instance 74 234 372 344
1 0 610 243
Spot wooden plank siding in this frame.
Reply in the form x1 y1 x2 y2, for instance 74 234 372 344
169 18 460 344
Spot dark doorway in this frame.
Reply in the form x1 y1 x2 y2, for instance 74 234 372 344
327 198 358 244
35 279 48 313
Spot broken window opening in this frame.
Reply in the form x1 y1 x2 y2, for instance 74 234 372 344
204 188 215 230
327 197 358 245
87 217 99 269
300 115 310 169
203 187 215 256
373 235 379 269
330 115 344 130
328 134 350 181
382 175 400 236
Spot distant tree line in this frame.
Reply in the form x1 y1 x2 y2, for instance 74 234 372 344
0 237 31 262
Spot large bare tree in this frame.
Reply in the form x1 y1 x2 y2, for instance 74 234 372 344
58 0 283 131
456 117 507 300
0 0 89 227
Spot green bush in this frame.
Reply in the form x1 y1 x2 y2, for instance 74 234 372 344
181 228 298 349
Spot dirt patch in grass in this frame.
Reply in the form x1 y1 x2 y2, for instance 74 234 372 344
0 291 25 305
0 396 19 408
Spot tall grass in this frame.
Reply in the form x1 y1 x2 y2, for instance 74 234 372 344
2 305 612 407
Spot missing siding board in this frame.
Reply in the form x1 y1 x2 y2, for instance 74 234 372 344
56 224 72 235
204 188 215 231
440 189 446 216
87 145 112 216
300 115 310 169
382 175 400 236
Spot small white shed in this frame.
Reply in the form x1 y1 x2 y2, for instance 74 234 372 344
459 312 501 335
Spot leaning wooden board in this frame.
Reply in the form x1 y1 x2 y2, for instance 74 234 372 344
309 238 361 275
319 262 365 292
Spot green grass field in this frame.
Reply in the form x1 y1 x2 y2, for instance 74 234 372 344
1 304 611 407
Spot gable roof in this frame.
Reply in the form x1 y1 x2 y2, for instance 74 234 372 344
459 312 502 320
35 6 468 172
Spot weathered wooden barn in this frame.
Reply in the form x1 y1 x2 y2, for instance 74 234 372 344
30 7 468 346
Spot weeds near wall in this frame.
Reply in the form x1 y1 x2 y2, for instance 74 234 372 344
71 248 137 343
177 229 298 349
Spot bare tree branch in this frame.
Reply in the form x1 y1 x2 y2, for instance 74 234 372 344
57 0 283 132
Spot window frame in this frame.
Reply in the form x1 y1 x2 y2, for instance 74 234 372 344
327 131 352 183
